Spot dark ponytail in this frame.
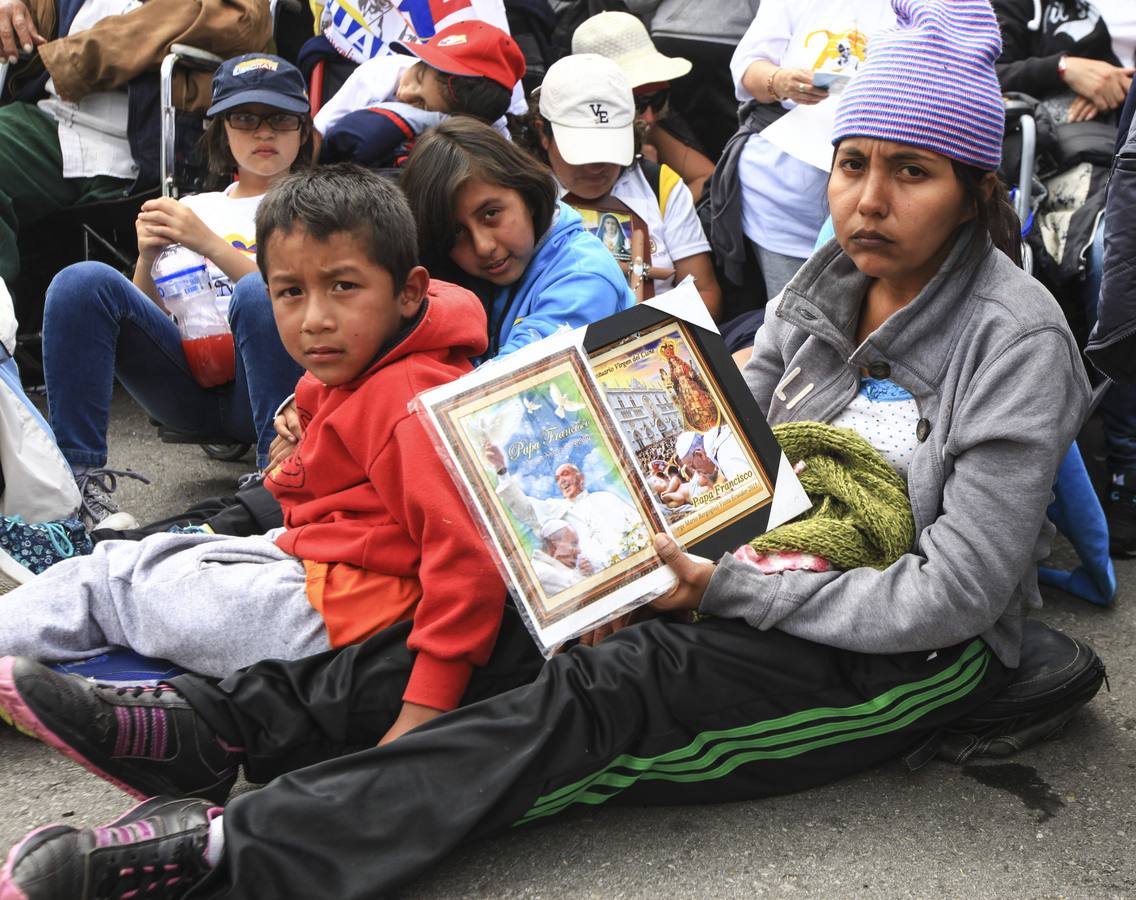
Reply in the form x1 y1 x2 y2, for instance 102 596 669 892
951 160 1022 269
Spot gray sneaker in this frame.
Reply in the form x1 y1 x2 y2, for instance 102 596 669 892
74 468 150 531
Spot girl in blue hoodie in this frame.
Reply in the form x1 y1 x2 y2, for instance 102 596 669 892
399 116 635 360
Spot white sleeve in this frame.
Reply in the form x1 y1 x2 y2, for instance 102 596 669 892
730 0 795 100
659 176 710 262
495 474 546 534
176 191 205 215
313 57 399 134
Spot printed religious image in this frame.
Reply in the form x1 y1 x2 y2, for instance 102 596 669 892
590 322 774 545
577 208 634 263
427 348 668 637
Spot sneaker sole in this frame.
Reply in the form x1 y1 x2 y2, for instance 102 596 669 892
92 512 138 532
0 658 147 802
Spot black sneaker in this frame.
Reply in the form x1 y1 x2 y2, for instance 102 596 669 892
1104 484 1136 558
0 796 216 900
0 658 240 804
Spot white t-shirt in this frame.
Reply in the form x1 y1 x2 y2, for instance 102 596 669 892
557 164 710 297
1094 0 1136 66
829 377 919 481
731 0 895 257
38 0 141 181
178 184 261 316
314 54 514 139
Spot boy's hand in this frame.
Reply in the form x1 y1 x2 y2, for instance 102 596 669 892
265 399 303 470
265 433 294 471
273 397 303 440
378 701 443 745
651 533 715 612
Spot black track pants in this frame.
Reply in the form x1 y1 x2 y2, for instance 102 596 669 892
181 614 1009 899
174 606 545 783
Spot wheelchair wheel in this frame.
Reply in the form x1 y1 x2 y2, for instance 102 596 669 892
201 443 251 462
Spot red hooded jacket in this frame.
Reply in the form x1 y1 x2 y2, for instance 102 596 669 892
265 281 504 711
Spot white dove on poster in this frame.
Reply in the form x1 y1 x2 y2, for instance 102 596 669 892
470 401 525 448
549 383 585 419
522 396 541 414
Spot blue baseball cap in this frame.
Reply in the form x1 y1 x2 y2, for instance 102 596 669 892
207 53 310 117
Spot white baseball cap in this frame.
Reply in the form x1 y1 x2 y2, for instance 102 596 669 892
537 53 634 167
572 11 691 89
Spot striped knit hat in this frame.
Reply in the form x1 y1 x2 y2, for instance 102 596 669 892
831 0 1005 171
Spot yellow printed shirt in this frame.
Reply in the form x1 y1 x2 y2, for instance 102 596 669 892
178 183 261 314
730 0 897 257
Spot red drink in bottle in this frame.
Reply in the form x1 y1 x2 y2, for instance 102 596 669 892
181 333 236 388
152 244 236 389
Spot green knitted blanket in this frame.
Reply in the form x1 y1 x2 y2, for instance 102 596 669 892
748 422 914 571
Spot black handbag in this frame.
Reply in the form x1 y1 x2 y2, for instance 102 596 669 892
906 619 1106 769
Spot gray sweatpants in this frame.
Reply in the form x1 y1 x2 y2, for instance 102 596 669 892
0 531 331 677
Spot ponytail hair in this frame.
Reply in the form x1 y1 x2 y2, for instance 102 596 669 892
951 160 1022 269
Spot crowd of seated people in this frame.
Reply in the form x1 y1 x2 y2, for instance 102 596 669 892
0 0 1130 897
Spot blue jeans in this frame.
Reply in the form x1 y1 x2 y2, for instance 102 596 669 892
1084 221 1136 480
42 262 303 470
750 241 808 301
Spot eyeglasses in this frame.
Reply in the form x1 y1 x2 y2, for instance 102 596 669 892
634 90 669 115
224 111 303 132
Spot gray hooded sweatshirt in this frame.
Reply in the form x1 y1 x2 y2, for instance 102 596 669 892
700 228 1091 668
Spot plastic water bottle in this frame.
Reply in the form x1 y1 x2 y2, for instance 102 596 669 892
151 244 235 388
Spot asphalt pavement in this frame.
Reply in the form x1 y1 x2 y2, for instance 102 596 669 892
1 387 1133 898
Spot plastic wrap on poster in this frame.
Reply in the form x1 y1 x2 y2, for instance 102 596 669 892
414 283 810 656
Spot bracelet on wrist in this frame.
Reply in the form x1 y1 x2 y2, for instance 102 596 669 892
767 66 783 101
1057 54 1069 81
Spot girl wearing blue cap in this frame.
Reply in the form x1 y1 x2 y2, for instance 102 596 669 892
39 53 313 529
0 4 1099 897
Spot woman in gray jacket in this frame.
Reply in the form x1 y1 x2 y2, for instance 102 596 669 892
0 3 1095 898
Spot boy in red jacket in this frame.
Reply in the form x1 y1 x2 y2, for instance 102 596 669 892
0 164 508 746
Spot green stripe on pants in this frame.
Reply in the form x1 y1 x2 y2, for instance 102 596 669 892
516 639 990 825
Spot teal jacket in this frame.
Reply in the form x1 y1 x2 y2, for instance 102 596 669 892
484 202 634 360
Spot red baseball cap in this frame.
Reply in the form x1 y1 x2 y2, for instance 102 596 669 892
391 21 525 91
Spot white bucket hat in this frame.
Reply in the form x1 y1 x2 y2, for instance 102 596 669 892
571 11 691 88
537 54 635 166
